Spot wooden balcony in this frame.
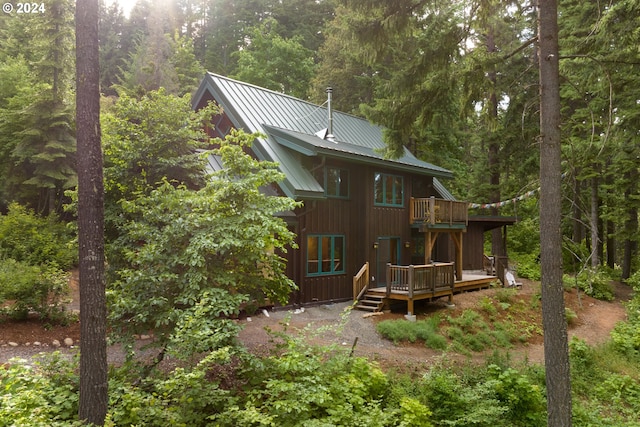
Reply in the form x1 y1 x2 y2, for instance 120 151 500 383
410 197 469 227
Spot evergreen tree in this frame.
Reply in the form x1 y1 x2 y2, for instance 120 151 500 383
0 0 76 215
99 1 129 96
232 18 316 99
538 2 573 424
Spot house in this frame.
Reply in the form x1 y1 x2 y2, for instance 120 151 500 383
192 73 500 312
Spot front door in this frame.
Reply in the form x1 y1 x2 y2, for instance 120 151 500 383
376 236 400 286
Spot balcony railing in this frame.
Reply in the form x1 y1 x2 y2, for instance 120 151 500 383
410 197 469 226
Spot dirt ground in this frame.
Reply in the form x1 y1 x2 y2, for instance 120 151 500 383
0 272 633 368
236 279 632 369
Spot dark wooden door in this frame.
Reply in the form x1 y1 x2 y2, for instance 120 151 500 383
376 237 400 285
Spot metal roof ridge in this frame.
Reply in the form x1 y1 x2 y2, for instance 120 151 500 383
205 72 383 124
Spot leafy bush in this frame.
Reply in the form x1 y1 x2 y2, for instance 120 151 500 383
376 315 447 350
611 286 640 359
107 131 300 359
0 353 82 426
594 373 640 416
511 252 541 281
562 268 615 301
106 351 233 426
485 364 546 426
565 307 578 325
420 367 511 426
445 309 515 353
0 258 70 321
0 203 76 269
214 323 401 427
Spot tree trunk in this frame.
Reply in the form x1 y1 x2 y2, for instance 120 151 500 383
571 175 583 244
622 166 638 280
590 176 599 268
487 25 505 257
76 0 108 424
604 162 616 268
538 1 573 425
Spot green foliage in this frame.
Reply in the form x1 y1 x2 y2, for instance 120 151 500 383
107 129 299 359
565 307 578 326
445 309 514 354
232 18 316 99
0 258 69 321
376 315 447 350
485 364 546 425
0 0 76 215
0 203 74 322
511 252 541 281
611 277 640 359
398 397 433 427
420 367 510 426
0 203 76 269
0 353 82 426
102 89 213 203
562 268 615 301
215 320 398 427
106 351 232 426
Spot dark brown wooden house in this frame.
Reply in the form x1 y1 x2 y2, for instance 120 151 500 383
192 73 499 311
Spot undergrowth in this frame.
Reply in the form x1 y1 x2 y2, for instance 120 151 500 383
376 287 542 354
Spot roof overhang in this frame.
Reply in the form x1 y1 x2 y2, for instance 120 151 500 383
263 124 454 180
468 215 518 231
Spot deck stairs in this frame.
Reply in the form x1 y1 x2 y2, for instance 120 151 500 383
355 292 385 312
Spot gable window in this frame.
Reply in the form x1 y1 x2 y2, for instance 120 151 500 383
325 167 349 198
307 235 345 276
374 172 404 206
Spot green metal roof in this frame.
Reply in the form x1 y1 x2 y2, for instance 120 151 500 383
192 73 454 200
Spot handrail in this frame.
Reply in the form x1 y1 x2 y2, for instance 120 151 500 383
410 197 469 225
386 263 455 296
353 262 370 301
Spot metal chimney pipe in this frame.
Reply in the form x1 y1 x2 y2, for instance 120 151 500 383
326 87 334 141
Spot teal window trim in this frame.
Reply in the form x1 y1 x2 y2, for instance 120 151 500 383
324 167 350 198
306 234 346 276
374 172 404 207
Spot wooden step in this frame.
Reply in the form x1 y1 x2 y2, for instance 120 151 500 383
354 293 386 312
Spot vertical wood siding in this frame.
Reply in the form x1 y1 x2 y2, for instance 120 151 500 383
295 163 439 305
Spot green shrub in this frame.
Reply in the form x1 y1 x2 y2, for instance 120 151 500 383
511 252 541 281
563 268 615 301
0 353 82 426
376 316 447 350
494 288 518 304
486 364 546 426
421 368 511 426
107 351 233 426
626 270 640 291
594 373 640 417
565 307 578 325
0 203 77 270
0 258 70 321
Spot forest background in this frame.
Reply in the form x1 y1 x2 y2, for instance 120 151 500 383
1 0 639 279
1 0 640 425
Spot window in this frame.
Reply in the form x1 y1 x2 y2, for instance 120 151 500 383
325 167 349 198
307 235 345 276
374 173 404 206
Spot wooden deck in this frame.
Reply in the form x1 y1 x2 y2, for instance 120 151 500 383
359 266 498 314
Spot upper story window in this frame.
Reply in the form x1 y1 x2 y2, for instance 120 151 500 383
374 172 404 206
325 167 349 198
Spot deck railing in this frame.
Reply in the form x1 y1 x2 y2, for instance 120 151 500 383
352 262 370 301
386 262 455 298
410 197 469 226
